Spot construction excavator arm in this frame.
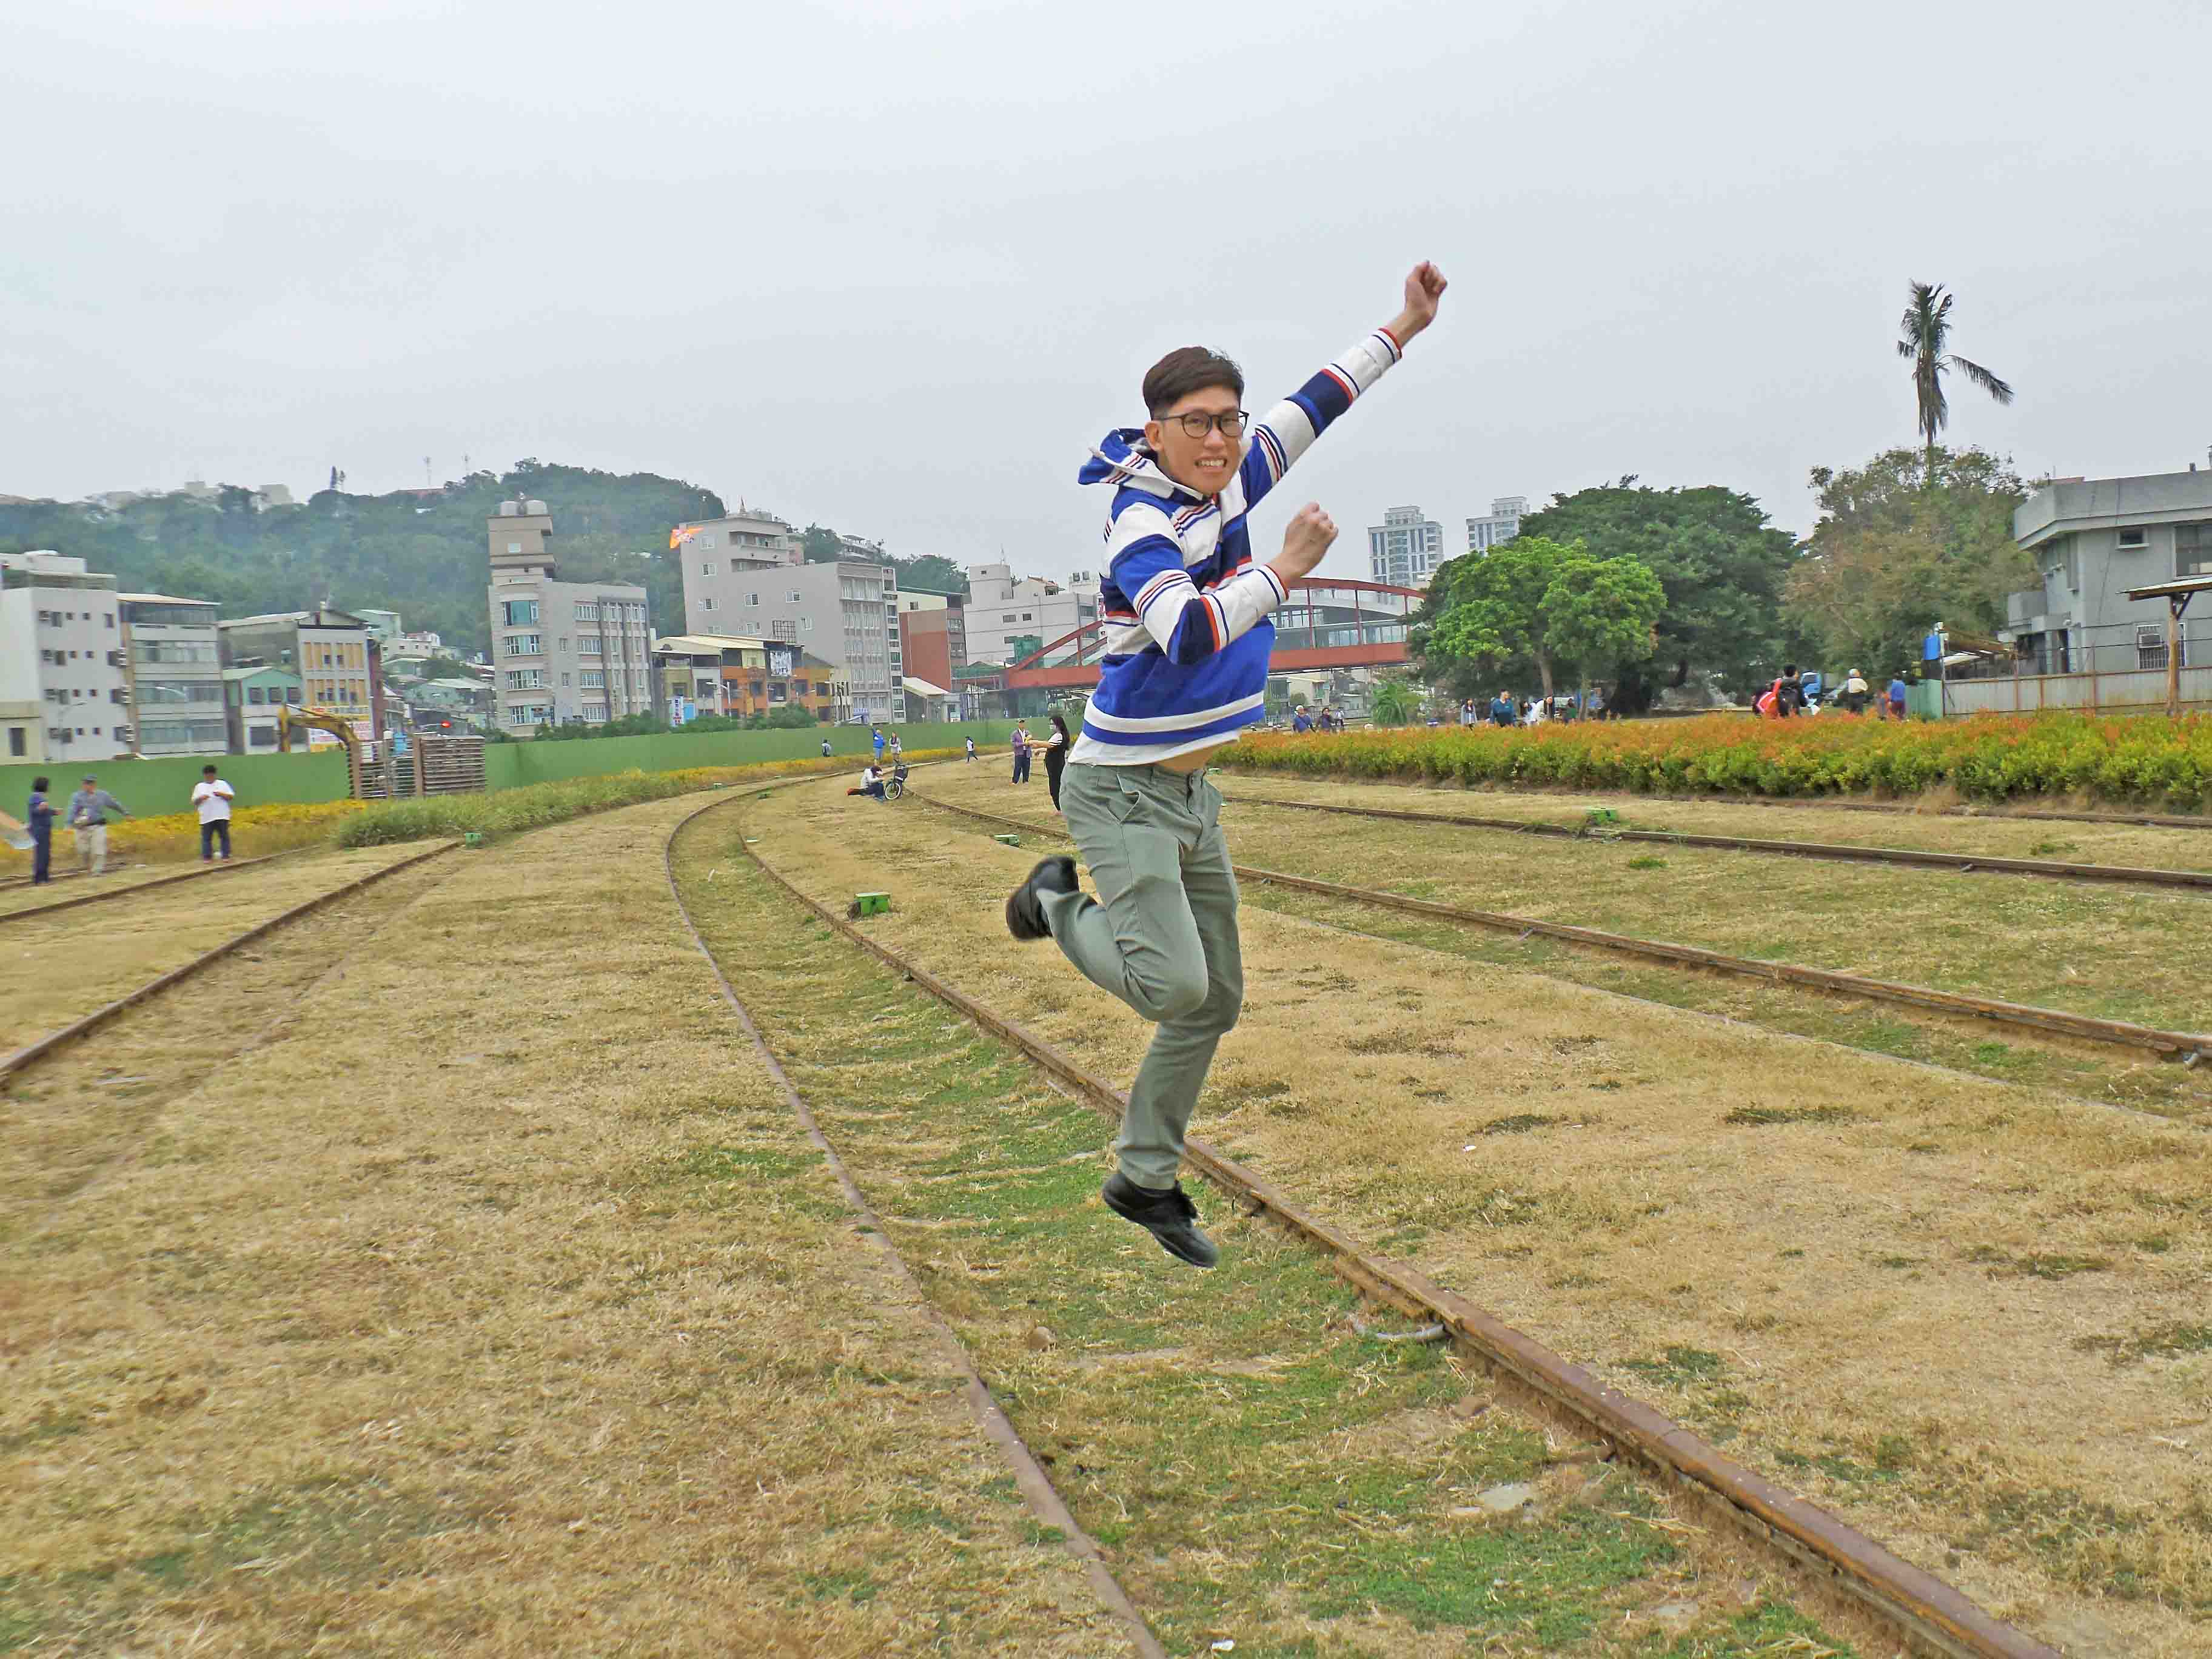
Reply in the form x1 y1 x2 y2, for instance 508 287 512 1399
275 703 363 766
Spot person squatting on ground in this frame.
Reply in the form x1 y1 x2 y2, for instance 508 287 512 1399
65 776 129 875
1043 712 1070 811
1004 261 1447 1269
846 764 886 802
25 777 57 885
192 765 235 861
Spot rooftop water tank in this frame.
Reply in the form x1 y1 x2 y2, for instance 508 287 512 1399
498 501 520 516
525 499 548 515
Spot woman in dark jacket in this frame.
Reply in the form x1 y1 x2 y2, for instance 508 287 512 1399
1043 712 1071 812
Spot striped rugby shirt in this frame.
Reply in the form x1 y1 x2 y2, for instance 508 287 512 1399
1071 327 1404 767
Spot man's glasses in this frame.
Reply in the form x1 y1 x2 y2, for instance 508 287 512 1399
1159 409 1250 440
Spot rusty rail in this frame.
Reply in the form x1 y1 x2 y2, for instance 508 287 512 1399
0 842 460 1082
714 782 2057 1659
1223 793 2212 893
0 849 314 927
908 789 2212 1066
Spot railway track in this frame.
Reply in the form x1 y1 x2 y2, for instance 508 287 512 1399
704 780 2057 1659
1221 789 2212 893
908 788 2212 1070
0 841 459 1083
0 849 312 926
1217 765 2212 832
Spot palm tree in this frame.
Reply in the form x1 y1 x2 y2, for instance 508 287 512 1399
1897 282 2014 477
1369 677 1418 728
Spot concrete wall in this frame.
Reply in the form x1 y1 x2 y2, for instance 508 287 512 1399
1936 663 2212 717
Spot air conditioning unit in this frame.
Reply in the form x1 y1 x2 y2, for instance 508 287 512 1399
107 649 124 667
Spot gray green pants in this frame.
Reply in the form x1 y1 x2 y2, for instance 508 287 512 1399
1040 761 1243 1188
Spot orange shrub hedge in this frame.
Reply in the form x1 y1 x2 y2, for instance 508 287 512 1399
1221 713 2212 810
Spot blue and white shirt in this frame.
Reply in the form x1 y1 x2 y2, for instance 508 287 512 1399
1071 327 1404 767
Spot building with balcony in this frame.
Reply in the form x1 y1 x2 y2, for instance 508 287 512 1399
1466 495 1527 555
120 592 226 756
679 556 899 723
223 664 304 752
217 607 379 743
1367 505 1444 587
649 634 840 722
486 500 654 730
962 563 1098 668
2004 464 2212 677
0 550 129 763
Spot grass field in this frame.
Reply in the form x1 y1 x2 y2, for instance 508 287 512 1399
772 768 2212 1657
0 795 1136 1656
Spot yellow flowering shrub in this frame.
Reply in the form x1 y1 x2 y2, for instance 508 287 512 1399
101 801 369 866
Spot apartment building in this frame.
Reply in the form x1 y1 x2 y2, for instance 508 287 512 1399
1367 505 1445 588
962 563 1099 665
651 634 840 722
896 592 966 691
218 608 379 742
120 593 226 756
672 507 802 610
679 555 898 722
0 550 129 764
1466 495 1528 555
486 500 654 730
223 664 304 752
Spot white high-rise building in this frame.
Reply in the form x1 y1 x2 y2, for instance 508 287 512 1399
962 564 1099 665
1467 495 1528 555
1367 506 1445 588
0 551 132 765
485 501 654 730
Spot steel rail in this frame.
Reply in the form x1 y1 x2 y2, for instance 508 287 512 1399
0 842 460 1084
1215 765 2212 831
909 789 2212 1066
0 849 315 927
722 784 2058 1659
1221 792 2212 893
663 793 1167 1659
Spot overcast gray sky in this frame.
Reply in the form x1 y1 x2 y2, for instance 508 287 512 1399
7 0 2208 581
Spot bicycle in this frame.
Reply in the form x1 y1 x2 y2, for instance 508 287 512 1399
883 762 910 802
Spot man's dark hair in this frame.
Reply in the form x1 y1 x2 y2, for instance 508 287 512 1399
202 764 218 776
1144 347 1244 416
33 776 49 793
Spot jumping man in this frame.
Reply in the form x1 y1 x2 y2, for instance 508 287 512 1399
1004 262 1447 1267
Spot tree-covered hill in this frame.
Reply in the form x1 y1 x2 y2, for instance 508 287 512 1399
0 460 967 657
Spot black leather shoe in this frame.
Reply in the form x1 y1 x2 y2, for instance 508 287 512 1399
1101 1172 1219 1269
1005 855 1078 942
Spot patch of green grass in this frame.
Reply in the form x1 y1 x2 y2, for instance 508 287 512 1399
671 826 1855 1657
1481 1112 1561 1135
2074 1322 2212 1366
1775 1449 1898 1485
1641 1598 1863 1657
802 1568 878 1605
1621 1346 1726 1387
1626 855 1668 870
1964 1245 2112 1280
1723 1105 1853 1127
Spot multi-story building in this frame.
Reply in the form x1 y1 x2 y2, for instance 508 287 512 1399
223 664 304 752
962 564 1099 666
649 634 841 722
120 593 226 756
486 500 654 731
672 508 802 617
1466 495 1528 555
679 555 898 722
896 593 967 691
2005 464 2212 675
1367 506 1446 588
0 550 129 764
218 608 379 743
355 608 403 643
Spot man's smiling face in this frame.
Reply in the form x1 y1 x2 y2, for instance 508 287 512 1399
1145 387 1245 496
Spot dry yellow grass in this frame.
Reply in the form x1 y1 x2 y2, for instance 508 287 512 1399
0 844 438 1054
745 772 2212 1658
0 794 1133 1656
1216 768 2212 870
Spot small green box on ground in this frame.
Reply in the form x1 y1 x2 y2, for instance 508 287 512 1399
462 832 485 849
854 891 891 916
993 833 1020 846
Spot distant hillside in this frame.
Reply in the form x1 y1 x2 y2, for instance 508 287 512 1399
0 460 965 657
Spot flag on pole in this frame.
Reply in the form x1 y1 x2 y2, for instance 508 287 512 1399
669 524 701 550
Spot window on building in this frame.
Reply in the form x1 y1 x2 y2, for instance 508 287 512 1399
2179 523 2211 578
508 541 523 554
700 597 717 611
700 563 714 575
746 592 759 606
799 617 812 632
2117 527 2149 551
6 727 21 757
105 614 114 629
248 686 264 704
501 600 538 626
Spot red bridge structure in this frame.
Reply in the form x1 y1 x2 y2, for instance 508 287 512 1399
1002 578 1424 691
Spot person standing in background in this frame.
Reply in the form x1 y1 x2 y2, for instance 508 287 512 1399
25 776 56 885
65 775 129 876
191 765 235 862
1010 722 1031 785
1043 712 1071 811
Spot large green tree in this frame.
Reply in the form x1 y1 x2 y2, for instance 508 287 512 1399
1786 446 2034 675
1413 535 1665 702
1897 282 2014 476
1508 480 1797 708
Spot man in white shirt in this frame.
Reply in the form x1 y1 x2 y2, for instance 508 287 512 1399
191 765 235 861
